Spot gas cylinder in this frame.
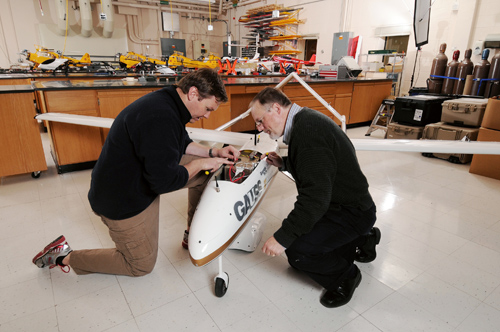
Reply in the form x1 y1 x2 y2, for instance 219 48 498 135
428 43 448 94
452 49 473 95
484 51 500 98
442 50 460 94
470 49 491 96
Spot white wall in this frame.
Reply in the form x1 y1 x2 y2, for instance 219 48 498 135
345 0 500 94
1 0 499 97
0 0 226 68
227 0 343 64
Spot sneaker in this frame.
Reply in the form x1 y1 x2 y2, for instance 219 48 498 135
182 230 189 250
32 235 73 273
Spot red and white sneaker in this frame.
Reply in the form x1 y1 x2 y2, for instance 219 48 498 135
32 235 73 273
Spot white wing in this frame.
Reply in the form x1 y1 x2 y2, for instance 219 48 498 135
35 72 500 156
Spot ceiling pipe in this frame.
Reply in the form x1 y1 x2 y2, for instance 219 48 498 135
111 1 219 16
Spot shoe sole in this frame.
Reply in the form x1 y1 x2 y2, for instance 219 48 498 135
320 269 362 308
32 235 66 267
372 227 381 245
355 227 381 263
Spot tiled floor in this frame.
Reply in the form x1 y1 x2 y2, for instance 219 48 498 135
1 126 500 332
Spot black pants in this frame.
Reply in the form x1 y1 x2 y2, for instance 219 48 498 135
285 204 376 291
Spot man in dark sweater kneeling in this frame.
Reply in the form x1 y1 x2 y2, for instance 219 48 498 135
250 87 381 308
33 69 240 276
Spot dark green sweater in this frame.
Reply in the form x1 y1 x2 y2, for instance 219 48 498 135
274 108 374 248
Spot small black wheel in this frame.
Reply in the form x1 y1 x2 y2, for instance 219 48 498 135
31 171 41 178
215 276 228 297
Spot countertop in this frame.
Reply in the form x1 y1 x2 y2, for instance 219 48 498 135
29 75 391 91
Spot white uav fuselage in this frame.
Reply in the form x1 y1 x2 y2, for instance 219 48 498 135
188 134 279 267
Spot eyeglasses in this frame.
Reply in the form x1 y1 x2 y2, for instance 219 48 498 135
255 103 274 127
255 114 265 127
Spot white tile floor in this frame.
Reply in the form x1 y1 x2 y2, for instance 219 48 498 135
1 126 500 332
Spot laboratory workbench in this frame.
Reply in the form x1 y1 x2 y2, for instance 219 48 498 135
1 75 392 174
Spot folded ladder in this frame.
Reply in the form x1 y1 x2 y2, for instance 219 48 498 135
365 99 395 136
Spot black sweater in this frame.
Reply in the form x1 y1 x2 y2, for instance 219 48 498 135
88 86 192 220
274 108 374 248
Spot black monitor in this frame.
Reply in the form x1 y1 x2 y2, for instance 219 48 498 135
414 0 431 47
161 38 186 57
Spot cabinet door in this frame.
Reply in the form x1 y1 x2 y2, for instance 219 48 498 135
230 93 258 132
333 94 352 126
0 92 47 177
0 78 31 85
350 82 392 124
44 90 102 166
349 83 374 124
49 111 103 165
202 103 231 130
98 89 154 140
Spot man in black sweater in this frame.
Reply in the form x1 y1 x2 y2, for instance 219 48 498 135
250 87 380 308
33 69 240 276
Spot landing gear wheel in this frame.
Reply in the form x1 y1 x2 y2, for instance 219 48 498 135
214 272 229 297
31 171 41 178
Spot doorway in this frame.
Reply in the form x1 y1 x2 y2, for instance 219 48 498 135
304 39 317 62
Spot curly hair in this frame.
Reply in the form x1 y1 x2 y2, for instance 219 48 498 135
177 68 228 103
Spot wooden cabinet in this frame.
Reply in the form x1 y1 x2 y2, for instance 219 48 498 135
349 81 392 124
35 78 393 172
0 78 31 85
43 90 102 166
42 88 157 170
98 89 155 139
0 92 47 177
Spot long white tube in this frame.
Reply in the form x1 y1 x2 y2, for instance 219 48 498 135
35 112 500 155
290 72 347 132
216 73 346 132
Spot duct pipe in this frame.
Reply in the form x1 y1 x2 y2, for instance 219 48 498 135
111 1 219 16
101 0 114 38
55 0 66 36
79 0 92 37
125 15 159 45
222 0 262 10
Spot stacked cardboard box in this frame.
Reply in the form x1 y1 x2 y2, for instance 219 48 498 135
469 97 500 180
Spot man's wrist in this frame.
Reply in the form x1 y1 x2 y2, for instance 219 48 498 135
209 148 214 158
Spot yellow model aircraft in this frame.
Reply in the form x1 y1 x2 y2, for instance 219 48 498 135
22 45 91 69
23 46 91 68
167 51 220 70
118 51 167 71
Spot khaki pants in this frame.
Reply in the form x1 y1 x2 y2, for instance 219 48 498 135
71 155 209 276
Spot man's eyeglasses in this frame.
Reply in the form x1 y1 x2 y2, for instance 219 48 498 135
255 103 274 127
255 115 265 127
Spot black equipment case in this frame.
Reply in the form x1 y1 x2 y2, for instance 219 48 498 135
393 95 451 126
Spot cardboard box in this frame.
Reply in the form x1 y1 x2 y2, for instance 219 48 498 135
481 96 500 131
384 64 403 73
469 127 500 180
